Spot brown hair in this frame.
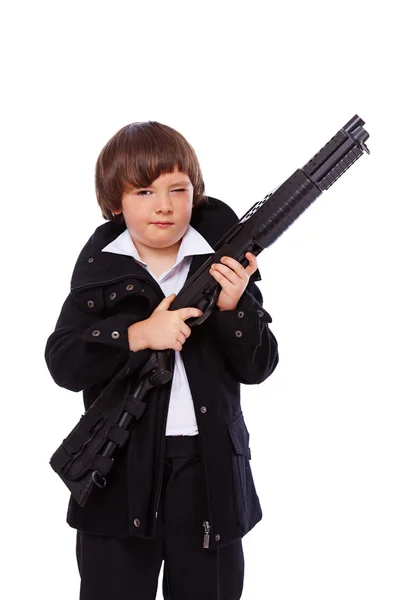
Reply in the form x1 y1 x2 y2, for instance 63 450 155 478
95 121 209 223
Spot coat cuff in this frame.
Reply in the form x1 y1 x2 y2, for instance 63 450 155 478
209 290 272 346
82 314 144 351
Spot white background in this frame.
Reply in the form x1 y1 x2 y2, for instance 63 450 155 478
1 1 399 598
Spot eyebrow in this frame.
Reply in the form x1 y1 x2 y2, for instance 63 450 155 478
136 180 191 189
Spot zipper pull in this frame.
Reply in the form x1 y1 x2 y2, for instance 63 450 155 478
203 520 211 548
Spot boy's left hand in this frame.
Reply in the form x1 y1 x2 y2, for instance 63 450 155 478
209 252 259 311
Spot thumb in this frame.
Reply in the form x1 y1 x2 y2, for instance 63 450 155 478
155 293 176 310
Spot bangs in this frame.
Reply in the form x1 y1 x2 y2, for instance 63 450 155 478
120 125 195 191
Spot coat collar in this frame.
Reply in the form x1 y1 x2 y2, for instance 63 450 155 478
70 196 261 291
101 223 215 274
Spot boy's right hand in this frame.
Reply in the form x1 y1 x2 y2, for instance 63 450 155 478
128 294 203 352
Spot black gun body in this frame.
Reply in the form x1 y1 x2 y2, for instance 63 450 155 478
167 170 320 319
50 115 370 506
171 115 369 315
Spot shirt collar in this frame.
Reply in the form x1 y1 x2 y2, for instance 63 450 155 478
101 223 215 267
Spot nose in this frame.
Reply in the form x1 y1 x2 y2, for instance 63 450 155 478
155 192 173 212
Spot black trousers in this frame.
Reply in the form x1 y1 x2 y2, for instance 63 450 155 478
76 435 244 600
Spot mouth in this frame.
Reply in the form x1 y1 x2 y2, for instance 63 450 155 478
151 222 174 226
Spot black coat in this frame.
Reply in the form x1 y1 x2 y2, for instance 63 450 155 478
45 196 279 550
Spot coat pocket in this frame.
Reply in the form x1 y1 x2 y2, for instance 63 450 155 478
227 413 262 533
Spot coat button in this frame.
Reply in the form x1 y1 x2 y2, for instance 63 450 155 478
200 406 207 413
215 534 220 541
88 257 94 263
134 518 140 527
87 300 94 308
92 330 100 337
257 310 264 317
111 331 120 339
126 284 134 291
237 311 244 318
235 330 243 338
110 292 117 300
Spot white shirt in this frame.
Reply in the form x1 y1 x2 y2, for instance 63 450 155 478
101 224 215 436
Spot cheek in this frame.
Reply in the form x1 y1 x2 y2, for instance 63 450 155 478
183 201 193 219
124 205 147 223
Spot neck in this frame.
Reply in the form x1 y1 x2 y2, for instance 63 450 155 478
136 241 181 264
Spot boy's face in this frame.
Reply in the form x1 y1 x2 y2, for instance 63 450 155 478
113 167 194 257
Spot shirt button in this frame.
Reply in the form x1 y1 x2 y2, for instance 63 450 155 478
87 300 95 308
200 406 207 414
235 330 243 338
111 331 120 339
215 534 221 541
110 292 117 300
134 518 140 527
237 311 244 318
92 330 100 337
257 310 264 317
88 257 94 263
126 284 134 291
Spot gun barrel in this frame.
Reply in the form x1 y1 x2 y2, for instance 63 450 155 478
301 114 369 191
342 114 365 132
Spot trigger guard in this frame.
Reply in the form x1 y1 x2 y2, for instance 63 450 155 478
189 288 219 328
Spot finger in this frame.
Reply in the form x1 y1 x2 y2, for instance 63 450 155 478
209 265 240 288
155 294 176 310
244 252 258 265
181 323 192 337
176 332 186 345
219 256 242 273
180 307 203 321
211 260 248 284
244 252 258 275
220 255 255 280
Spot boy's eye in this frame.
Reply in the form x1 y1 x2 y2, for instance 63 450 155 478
137 189 187 196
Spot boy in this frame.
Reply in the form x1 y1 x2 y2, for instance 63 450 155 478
45 121 279 600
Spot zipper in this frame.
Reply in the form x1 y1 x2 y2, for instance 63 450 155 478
154 438 165 520
203 521 211 548
180 351 214 549
154 418 167 520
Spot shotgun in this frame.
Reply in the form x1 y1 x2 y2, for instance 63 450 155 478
50 114 370 506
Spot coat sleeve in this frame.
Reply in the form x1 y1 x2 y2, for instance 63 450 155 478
206 276 279 385
44 291 152 393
